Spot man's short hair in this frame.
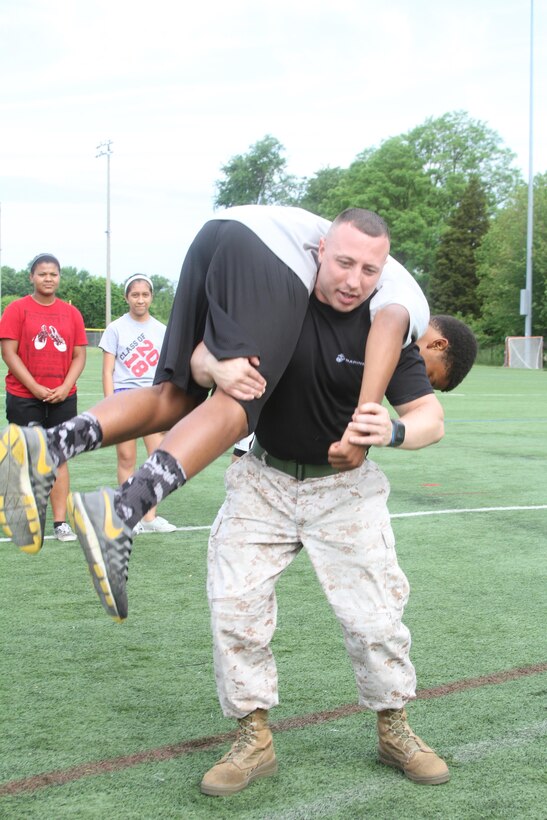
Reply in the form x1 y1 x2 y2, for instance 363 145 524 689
331 208 390 240
431 314 478 391
30 253 60 273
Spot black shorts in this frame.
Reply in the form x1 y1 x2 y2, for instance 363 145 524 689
155 219 310 431
6 393 78 428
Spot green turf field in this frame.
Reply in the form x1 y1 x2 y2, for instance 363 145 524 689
1 349 546 818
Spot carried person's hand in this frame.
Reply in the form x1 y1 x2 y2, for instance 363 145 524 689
347 402 392 447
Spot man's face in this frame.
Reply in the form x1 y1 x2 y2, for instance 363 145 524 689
30 262 60 298
315 222 389 312
416 338 450 391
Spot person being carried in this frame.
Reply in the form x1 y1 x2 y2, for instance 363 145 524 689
0 253 87 543
100 273 176 535
0 208 468 620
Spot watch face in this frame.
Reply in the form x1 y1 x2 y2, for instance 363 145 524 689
392 420 405 446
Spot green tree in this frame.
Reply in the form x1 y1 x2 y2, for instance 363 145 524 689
53 267 124 328
214 135 300 207
0 266 29 302
149 274 176 325
321 137 440 276
476 173 547 343
430 176 489 317
408 110 521 215
296 167 346 215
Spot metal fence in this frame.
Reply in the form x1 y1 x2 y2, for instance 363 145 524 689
85 329 104 348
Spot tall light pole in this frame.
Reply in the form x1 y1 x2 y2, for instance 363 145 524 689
523 0 534 336
96 140 113 326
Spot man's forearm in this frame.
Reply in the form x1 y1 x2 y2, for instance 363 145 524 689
393 400 444 449
347 394 444 451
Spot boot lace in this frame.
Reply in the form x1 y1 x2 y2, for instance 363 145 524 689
225 714 258 760
383 710 425 755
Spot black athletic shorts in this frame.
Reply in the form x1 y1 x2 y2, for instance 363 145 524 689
6 392 78 428
155 219 310 431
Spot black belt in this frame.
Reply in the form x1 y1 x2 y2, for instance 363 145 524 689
251 439 338 481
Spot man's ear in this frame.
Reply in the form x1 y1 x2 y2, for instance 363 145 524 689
318 237 326 262
429 337 449 351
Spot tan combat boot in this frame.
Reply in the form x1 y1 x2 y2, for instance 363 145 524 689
377 708 450 785
200 709 278 796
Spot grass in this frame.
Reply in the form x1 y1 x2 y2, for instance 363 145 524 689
0 351 546 818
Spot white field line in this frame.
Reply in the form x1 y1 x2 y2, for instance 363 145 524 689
390 504 547 519
451 720 547 762
2 504 546 543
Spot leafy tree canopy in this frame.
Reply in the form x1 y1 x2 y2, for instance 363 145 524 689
476 173 547 343
214 135 301 208
407 110 521 213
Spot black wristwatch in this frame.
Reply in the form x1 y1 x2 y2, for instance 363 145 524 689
388 419 406 447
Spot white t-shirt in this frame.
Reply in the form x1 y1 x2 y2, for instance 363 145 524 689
214 205 429 345
99 313 167 390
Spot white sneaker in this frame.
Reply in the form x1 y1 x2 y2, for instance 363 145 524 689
132 521 145 536
140 516 177 533
54 522 78 542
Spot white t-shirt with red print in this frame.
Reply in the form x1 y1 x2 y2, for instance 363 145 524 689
99 313 166 390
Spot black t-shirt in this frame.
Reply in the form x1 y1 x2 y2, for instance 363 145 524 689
255 293 433 464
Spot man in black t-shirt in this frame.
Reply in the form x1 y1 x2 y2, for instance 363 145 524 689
198 274 460 797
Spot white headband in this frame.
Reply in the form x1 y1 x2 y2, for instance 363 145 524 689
124 274 153 295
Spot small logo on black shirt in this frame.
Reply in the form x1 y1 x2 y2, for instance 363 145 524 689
336 353 364 367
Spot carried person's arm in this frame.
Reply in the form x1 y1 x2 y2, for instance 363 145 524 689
329 259 430 470
358 305 409 405
329 305 410 470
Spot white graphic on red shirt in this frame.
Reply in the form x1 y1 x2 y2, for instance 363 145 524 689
34 325 49 349
33 324 67 352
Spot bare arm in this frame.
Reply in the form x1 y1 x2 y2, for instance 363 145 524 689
190 341 267 401
328 305 410 470
359 305 409 405
347 393 444 450
0 338 51 400
102 351 116 398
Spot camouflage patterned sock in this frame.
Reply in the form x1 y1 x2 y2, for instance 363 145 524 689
45 412 103 468
114 450 186 529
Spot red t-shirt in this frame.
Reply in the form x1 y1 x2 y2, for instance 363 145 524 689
0 295 88 398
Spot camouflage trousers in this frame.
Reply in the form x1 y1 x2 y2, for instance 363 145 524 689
207 453 417 718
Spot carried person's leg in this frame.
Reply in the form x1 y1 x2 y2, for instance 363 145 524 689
137 432 177 532
2 221 309 618
0 221 220 553
72 224 309 620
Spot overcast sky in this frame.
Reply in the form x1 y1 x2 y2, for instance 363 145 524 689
1 0 545 284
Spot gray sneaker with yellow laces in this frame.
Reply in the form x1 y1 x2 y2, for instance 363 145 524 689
0 423 56 554
68 487 132 622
